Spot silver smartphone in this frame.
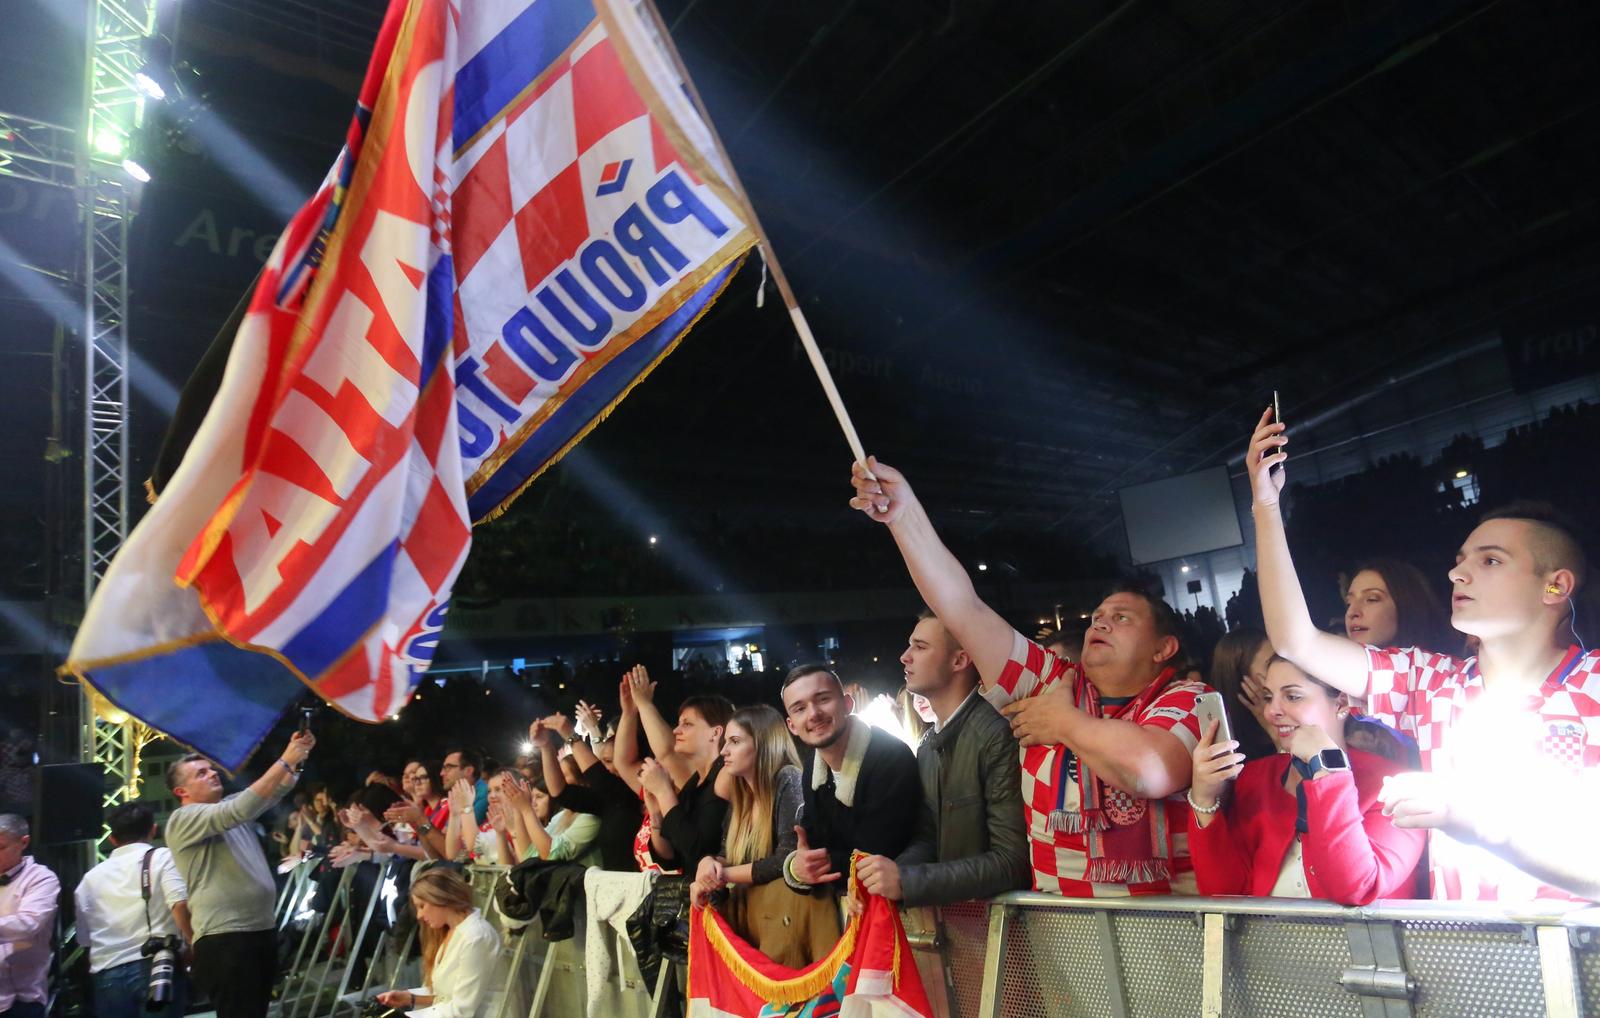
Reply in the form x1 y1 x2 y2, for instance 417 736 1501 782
1194 690 1234 746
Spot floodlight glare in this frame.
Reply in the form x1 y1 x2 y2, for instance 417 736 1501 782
93 129 125 157
121 159 151 183
134 71 167 101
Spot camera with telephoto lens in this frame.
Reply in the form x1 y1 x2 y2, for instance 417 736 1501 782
142 934 182 1010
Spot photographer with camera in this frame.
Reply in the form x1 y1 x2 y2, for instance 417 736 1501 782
166 729 314 1018
73 803 193 1017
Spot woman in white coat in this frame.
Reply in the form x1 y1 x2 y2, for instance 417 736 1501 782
376 868 504 1017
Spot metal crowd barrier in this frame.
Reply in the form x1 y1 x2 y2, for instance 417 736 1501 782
917 893 1600 1018
270 862 674 1018
271 863 1599 1018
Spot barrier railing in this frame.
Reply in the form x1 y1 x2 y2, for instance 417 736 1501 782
921 894 1600 1018
270 863 1599 1018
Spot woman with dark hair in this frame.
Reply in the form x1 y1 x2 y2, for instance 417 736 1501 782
1187 656 1425 904
1209 628 1278 761
620 665 735 870
1343 558 1454 653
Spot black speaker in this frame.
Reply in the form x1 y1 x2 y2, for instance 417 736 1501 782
33 763 106 844
1186 580 1203 595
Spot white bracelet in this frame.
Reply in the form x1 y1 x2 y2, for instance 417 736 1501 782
1186 788 1221 815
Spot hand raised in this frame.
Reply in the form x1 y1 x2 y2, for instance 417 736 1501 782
627 665 657 705
284 730 315 765
542 712 574 740
848 456 913 524
1246 407 1288 507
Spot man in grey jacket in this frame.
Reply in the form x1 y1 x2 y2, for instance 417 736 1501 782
165 730 314 1018
857 613 1029 906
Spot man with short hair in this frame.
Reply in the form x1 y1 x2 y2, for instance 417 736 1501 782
439 747 488 825
780 665 921 891
166 731 314 1018
1249 404 1600 899
857 613 1030 906
0 814 57 1018
851 459 1210 896
74 803 193 1017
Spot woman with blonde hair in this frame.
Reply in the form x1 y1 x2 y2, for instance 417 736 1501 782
375 867 504 1016
691 704 840 967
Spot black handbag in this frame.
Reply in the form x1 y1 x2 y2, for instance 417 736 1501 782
649 875 692 964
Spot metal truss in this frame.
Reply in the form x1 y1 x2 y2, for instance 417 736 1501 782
80 0 160 854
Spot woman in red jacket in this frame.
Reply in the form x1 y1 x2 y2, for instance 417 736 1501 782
1187 655 1425 903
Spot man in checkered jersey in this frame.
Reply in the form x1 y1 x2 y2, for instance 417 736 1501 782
850 458 1210 897
1247 407 1600 901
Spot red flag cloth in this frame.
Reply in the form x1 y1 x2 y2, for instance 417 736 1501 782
687 855 933 1017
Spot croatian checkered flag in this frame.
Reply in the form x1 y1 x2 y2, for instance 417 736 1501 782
65 0 756 769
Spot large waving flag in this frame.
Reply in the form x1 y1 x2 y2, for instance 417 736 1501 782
688 858 933 1018
63 0 756 769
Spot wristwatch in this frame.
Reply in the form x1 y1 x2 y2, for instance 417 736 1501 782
416 819 434 835
565 731 584 746
1304 747 1350 778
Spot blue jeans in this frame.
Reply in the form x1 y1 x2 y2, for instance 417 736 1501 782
92 956 188 1018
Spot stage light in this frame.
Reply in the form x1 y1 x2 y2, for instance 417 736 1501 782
519 741 534 755
135 71 167 101
648 535 658 545
1455 469 1469 479
977 562 988 572
1038 618 1049 625
122 159 151 183
1079 613 1089 620
1180 564 1191 573
93 129 125 157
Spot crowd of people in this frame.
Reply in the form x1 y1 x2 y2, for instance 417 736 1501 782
3 407 1599 1018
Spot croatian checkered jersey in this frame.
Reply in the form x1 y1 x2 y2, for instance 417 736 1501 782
984 631 1207 897
1364 644 1600 900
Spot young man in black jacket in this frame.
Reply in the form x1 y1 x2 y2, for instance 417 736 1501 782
857 613 1030 906
780 665 921 892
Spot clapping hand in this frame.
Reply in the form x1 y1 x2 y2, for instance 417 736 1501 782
449 777 475 816
626 665 656 706
638 757 674 800
575 700 604 741
542 712 574 742
384 801 424 828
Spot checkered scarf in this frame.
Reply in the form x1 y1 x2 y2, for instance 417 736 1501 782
1048 666 1179 885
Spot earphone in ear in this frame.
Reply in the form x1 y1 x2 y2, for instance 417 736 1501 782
1548 585 1565 596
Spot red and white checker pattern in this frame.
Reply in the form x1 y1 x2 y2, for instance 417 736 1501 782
448 24 745 479
993 632 1205 897
1364 644 1600 900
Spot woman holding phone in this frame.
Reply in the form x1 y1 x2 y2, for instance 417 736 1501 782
1186 655 1424 904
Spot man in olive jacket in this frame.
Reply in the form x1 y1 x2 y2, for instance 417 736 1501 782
858 614 1029 906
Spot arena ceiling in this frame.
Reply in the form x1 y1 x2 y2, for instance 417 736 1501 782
4 0 1598 561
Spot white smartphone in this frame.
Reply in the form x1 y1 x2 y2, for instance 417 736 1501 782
1194 691 1234 747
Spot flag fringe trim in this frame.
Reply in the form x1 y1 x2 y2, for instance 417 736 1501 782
471 250 749 525
691 853 911 1007
697 900 862 1006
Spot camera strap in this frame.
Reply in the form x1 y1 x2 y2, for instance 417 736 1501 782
140 847 155 939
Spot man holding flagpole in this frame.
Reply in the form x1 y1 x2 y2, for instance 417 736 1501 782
166 731 315 1018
